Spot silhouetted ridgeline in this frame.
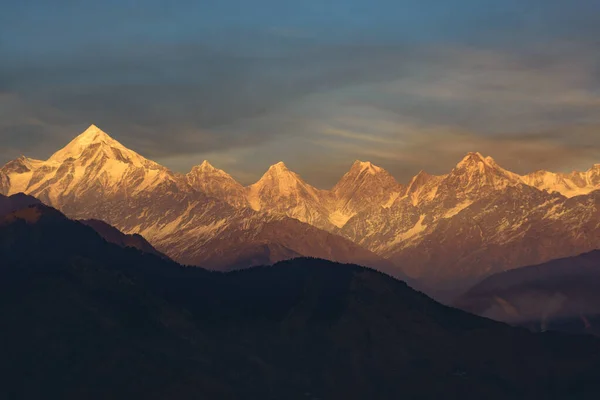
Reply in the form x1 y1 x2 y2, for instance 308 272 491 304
1 204 600 399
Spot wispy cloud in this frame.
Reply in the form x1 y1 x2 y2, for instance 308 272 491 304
1 2 600 188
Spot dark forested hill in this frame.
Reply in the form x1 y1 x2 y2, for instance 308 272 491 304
2 204 600 399
0 192 41 216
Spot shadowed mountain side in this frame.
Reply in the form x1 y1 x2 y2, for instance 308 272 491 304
80 218 170 260
455 250 600 335
2 205 600 398
0 192 41 216
0 192 169 260
176 216 401 277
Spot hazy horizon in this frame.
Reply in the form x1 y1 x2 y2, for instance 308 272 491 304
2 0 600 187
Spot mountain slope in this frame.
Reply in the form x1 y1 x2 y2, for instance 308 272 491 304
340 153 600 299
330 160 403 228
3 205 600 399
80 219 169 259
247 162 335 231
455 250 600 335
388 185 600 299
340 153 531 254
178 212 396 274
186 161 249 208
523 165 600 197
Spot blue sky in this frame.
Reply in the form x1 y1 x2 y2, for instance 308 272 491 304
2 0 600 186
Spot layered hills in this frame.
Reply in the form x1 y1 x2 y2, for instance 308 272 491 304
2 203 600 398
456 250 600 335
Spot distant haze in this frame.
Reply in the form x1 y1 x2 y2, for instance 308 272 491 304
1 0 600 188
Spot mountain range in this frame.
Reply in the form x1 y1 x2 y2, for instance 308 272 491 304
3 202 600 399
3 125 600 298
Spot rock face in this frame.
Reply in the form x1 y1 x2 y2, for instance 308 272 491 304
330 160 403 228
338 154 600 298
4 125 600 297
0 125 388 272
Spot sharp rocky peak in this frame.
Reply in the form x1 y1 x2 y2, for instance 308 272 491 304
351 160 384 175
48 124 131 163
251 162 316 194
188 161 238 182
257 162 300 182
268 161 290 172
444 152 524 195
453 152 518 178
44 124 162 171
334 160 399 193
192 160 219 173
456 152 497 169
79 124 112 141
66 124 116 147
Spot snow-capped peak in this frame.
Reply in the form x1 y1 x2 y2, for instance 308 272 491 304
186 161 247 207
445 152 522 196
352 160 383 175
194 160 219 173
252 162 303 186
456 152 492 169
188 160 237 181
267 161 289 172
77 124 112 143
1 124 177 203
45 124 159 171
248 162 324 209
254 162 301 188
334 160 395 191
1 156 43 174
522 163 600 198
48 124 128 163
455 152 520 179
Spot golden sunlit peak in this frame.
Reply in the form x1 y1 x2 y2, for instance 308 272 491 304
199 160 215 169
457 152 492 168
75 124 114 144
81 124 106 135
47 124 129 163
269 161 288 170
352 160 383 175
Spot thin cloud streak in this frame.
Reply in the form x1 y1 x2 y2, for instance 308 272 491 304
1 15 600 187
